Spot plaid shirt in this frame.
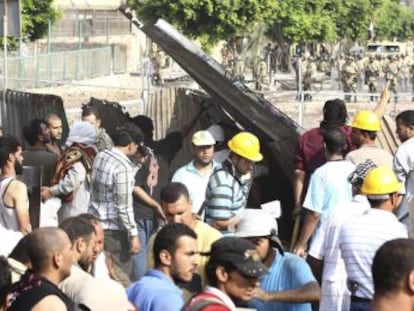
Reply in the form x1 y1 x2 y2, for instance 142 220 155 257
89 148 138 237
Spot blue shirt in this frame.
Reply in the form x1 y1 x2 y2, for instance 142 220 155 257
172 160 218 214
248 252 316 311
303 160 355 219
127 269 184 311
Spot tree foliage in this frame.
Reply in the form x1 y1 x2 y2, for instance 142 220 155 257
132 0 414 47
131 0 277 47
21 0 61 41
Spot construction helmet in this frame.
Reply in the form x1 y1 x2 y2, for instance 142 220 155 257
351 110 381 132
228 132 263 162
361 166 401 196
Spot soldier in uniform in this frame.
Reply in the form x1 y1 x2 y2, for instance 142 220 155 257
356 54 366 91
365 55 381 101
342 55 358 102
255 58 267 91
410 60 414 101
303 57 317 101
400 54 411 92
336 54 346 89
319 54 330 76
385 55 400 103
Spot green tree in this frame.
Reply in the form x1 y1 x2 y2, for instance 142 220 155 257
266 0 336 44
131 0 277 47
22 0 61 41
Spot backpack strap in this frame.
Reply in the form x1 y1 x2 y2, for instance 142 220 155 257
184 292 227 311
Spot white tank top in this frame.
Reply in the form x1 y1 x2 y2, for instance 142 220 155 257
0 177 20 231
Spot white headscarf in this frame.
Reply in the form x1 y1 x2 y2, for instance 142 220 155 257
65 121 97 147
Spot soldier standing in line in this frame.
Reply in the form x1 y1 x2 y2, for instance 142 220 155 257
385 55 400 103
365 55 381 102
410 60 414 101
356 54 366 91
303 57 317 101
400 54 411 92
342 56 358 103
255 58 267 91
336 54 346 89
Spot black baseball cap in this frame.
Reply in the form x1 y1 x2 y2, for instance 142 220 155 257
205 237 268 278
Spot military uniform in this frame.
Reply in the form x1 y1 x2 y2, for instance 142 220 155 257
385 57 400 103
365 57 381 101
303 58 317 101
255 60 267 90
342 57 358 102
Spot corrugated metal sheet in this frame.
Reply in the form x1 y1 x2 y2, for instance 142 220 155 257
0 89 69 146
131 16 303 183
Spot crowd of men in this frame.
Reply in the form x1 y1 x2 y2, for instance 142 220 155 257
301 52 414 103
0 86 413 311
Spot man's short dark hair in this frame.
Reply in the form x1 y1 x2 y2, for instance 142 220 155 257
205 260 236 287
396 110 414 127
160 182 190 204
59 216 96 244
81 105 102 121
27 227 69 273
23 119 47 146
320 99 347 130
112 123 143 147
0 256 11 307
77 213 100 226
373 238 414 296
323 129 346 154
153 223 197 267
0 135 21 168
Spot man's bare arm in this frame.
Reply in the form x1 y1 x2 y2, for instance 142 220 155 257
293 169 305 218
294 211 321 257
253 281 320 303
11 180 31 234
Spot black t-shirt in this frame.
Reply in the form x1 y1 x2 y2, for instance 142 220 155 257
8 270 74 311
133 154 170 220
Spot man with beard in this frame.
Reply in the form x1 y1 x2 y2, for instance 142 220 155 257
172 130 219 216
46 113 64 156
127 223 198 311
393 110 414 231
22 118 58 186
0 135 30 234
8 227 74 311
58 216 98 301
89 123 143 286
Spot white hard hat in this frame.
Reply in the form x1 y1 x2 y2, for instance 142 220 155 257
235 209 278 238
207 124 225 142
192 130 216 146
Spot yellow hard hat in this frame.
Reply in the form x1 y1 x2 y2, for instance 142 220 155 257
361 166 401 195
227 132 263 162
351 110 381 132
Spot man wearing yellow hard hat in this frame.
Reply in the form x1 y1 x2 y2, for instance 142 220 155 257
339 166 407 311
203 132 263 235
345 110 393 168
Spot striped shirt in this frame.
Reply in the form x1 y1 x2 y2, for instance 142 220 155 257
88 148 138 237
339 208 407 299
204 160 251 234
308 195 370 311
